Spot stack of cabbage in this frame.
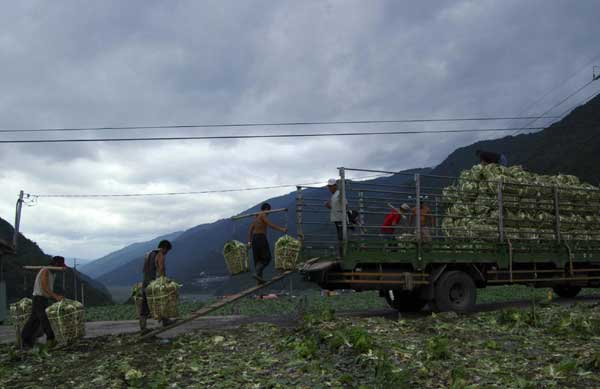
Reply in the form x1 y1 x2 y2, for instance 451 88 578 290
45 299 85 344
223 240 250 275
274 235 302 270
10 298 32 347
145 277 180 320
131 282 144 315
442 164 600 241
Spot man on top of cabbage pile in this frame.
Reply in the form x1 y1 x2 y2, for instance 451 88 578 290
476 149 508 166
21 256 67 349
139 239 173 330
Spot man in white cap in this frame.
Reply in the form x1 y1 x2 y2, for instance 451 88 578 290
325 178 347 258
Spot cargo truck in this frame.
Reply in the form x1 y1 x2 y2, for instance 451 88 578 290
297 167 600 312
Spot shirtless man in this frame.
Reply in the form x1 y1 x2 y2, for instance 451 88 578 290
247 203 287 284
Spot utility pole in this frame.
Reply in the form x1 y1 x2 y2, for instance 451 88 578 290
13 191 24 252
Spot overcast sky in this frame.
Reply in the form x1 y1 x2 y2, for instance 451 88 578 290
1 0 600 259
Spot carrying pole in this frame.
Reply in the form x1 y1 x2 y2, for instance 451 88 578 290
231 208 288 220
13 191 24 252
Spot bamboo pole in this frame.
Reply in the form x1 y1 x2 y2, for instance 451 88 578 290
231 208 288 220
22 266 67 271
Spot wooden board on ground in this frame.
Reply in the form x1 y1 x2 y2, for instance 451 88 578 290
139 270 296 340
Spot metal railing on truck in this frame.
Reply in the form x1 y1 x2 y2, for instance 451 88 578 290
296 167 600 262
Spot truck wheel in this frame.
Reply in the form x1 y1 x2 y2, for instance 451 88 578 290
433 271 476 313
553 285 581 298
384 290 427 312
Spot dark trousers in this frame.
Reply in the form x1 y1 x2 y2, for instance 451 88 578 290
140 288 150 317
21 296 55 347
334 222 344 258
252 233 271 278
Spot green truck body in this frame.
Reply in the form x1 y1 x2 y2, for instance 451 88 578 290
297 167 600 312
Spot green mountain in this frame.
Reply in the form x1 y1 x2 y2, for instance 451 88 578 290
79 231 183 279
0 217 113 306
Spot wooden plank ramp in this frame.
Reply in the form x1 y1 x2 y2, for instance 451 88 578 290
139 270 295 340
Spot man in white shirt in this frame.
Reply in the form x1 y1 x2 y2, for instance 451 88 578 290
325 178 347 259
21 256 66 349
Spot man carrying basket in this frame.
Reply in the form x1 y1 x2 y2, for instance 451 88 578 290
139 240 173 331
247 203 287 284
21 256 67 349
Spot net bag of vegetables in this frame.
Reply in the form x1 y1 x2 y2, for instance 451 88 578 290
146 277 181 320
10 298 32 347
222 240 250 275
45 299 85 344
274 235 302 270
131 283 144 316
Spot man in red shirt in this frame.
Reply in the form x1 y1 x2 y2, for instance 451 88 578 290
381 203 410 234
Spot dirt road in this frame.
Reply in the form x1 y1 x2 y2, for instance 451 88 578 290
2 296 598 344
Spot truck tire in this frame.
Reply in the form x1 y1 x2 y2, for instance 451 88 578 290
553 285 581 298
433 271 476 313
384 290 427 312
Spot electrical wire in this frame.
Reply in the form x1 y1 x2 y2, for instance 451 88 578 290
28 173 391 198
556 89 600 118
0 126 575 144
512 79 598 135
0 116 563 134
516 51 600 118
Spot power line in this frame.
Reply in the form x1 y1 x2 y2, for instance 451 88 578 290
0 116 563 134
517 52 600 117
0 126 573 144
513 78 598 135
28 173 391 198
556 89 600 118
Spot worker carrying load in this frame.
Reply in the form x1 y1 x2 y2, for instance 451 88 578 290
139 239 174 331
247 202 287 284
20 256 67 349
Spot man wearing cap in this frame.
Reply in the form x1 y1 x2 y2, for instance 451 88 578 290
325 178 347 258
21 256 66 349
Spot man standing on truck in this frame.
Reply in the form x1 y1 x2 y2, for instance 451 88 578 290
325 178 347 259
20 256 67 349
409 200 433 241
247 203 287 284
139 239 173 331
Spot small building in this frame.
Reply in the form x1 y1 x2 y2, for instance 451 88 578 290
0 239 15 324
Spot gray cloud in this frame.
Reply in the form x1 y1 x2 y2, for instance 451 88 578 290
1 0 600 258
